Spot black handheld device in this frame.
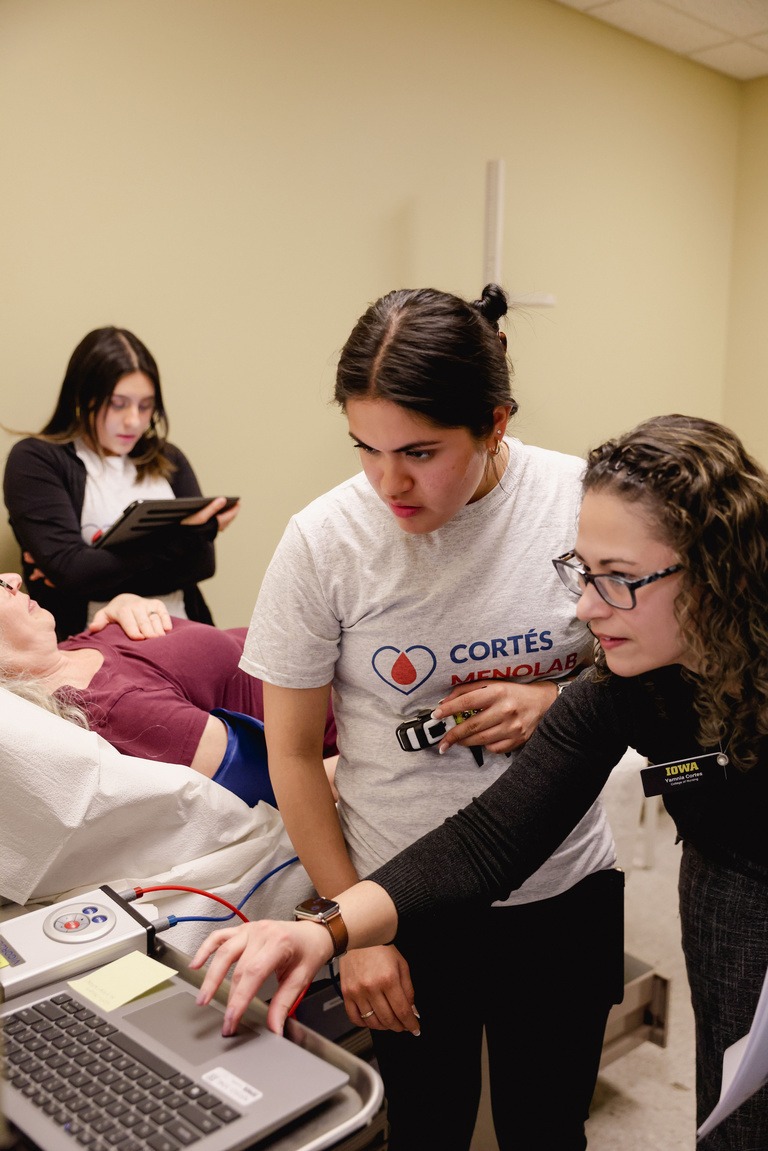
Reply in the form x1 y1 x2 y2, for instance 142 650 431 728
396 709 485 766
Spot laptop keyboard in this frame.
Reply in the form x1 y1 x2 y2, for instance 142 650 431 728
1 992 242 1151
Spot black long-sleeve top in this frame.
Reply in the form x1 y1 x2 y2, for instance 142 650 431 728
3 437 216 639
369 667 768 923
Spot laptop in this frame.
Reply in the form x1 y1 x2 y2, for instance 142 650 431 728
0 960 349 1151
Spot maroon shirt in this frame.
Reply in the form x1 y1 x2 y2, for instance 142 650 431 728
58 619 337 766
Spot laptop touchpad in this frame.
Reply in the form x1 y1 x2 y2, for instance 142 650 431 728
125 991 257 1066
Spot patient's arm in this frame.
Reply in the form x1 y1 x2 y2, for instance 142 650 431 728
84 603 339 800
191 714 230 778
88 594 174 639
191 717 338 794
194 712 339 794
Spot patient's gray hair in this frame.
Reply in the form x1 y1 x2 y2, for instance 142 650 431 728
1 675 89 728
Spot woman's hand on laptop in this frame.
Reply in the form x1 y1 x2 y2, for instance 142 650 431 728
190 920 334 1037
191 881 403 1037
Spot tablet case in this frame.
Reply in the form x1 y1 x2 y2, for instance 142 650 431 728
92 497 238 548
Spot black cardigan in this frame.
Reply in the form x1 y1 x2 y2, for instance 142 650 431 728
3 438 216 639
370 667 768 924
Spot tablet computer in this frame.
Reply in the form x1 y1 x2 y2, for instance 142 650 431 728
92 497 239 548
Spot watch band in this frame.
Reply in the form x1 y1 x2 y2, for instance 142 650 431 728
318 910 348 958
294 899 349 958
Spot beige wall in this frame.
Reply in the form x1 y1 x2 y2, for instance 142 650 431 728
0 0 762 626
724 75 768 457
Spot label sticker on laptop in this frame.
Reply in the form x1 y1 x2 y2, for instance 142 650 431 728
203 1067 264 1107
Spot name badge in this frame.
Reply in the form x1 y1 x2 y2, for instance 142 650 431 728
640 751 729 798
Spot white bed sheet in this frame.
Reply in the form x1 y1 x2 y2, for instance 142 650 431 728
0 688 313 955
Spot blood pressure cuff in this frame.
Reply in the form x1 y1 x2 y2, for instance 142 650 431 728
210 708 277 809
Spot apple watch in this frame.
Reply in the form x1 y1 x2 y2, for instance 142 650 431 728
294 896 348 957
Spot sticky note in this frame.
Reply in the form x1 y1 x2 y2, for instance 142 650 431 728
69 951 177 1012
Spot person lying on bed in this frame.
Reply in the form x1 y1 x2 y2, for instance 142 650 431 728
0 572 337 806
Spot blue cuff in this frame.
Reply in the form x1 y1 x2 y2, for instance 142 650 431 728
210 708 277 808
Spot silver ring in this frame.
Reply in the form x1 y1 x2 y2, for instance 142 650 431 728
360 1009 375 1019
148 611 160 616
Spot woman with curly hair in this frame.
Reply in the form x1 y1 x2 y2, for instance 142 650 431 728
194 413 768 1150
3 327 238 639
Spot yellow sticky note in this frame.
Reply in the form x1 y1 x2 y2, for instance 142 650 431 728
69 951 177 1012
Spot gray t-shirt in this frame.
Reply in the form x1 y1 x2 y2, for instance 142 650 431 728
241 438 615 903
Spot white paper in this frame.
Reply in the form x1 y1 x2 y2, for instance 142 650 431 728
696 961 768 1139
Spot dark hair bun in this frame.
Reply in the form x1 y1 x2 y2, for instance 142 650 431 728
473 283 508 325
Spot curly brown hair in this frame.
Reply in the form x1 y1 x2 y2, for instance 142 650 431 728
583 413 768 771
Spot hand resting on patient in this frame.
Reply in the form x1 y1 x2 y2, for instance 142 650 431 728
0 574 338 804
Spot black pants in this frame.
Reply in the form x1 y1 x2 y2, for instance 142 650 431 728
371 868 625 1151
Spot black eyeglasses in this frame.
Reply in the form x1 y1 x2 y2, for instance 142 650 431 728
552 551 683 610
0 578 17 595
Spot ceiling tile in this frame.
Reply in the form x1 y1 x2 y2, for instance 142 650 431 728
667 0 768 38
548 0 768 78
590 0 733 53
691 38 768 78
550 0 610 9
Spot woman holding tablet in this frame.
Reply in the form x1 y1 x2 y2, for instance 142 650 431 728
3 326 238 639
